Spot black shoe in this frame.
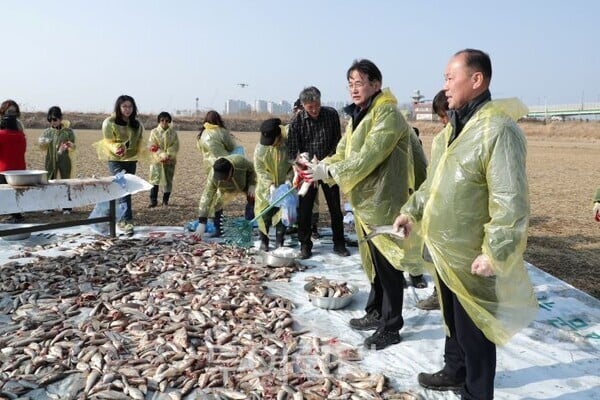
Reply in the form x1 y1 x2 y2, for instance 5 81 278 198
148 201 158 208
300 246 312 259
416 291 440 310
349 310 380 331
333 245 350 257
418 370 464 391
311 225 320 239
364 328 401 350
410 274 427 289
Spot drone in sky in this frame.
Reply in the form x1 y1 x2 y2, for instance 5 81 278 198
237 83 249 88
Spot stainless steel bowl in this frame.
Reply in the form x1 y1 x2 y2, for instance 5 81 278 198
1 170 48 186
0 223 33 241
262 251 297 267
304 281 358 310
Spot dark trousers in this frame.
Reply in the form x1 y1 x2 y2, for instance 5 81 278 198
364 240 405 331
438 274 496 400
108 161 137 221
298 181 344 248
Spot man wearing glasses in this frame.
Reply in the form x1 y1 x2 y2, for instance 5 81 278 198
306 59 413 350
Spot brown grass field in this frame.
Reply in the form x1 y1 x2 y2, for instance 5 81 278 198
14 120 600 298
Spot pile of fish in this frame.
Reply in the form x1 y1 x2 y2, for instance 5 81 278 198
304 277 355 298
0 237 420 399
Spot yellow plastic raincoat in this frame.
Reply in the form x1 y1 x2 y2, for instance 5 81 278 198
253 126 293 235
325 88 412 281
38 120 76 179
148 124 179 191
403 128 429 275
594 187 600 203
198 154 257 219
401 99 538 345
94 115 145 162
196 123 237 173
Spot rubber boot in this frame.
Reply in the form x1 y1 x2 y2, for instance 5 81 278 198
162 192 171 206
213 210 223 238
148 185 159 208
275 223 286 248
259 231 269 251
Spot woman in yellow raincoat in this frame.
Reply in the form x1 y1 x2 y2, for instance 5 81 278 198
394 49 538 399
196 110 237 173
148 112 179 207
308 59 413 350
94 95 144 236
254 118 293 250
38 106 76 213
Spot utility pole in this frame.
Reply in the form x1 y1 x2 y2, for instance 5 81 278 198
195 97 199 116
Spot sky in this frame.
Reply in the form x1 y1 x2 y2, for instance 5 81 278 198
2 0 599 114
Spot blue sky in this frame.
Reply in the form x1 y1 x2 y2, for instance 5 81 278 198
3 0 598 113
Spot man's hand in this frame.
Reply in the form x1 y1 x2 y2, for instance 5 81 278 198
191 223 206 240
149 144 159 153
38 137 51 145
594 202 600 222
306 160 329 182
269 184 276 197
392 214 413 238
471 254 495 277
159 152 169 162
247 185 256 201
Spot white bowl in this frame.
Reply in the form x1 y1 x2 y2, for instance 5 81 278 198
2 170 48 186
304 281 358 310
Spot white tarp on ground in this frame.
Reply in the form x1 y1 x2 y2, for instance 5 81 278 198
1 226 598 399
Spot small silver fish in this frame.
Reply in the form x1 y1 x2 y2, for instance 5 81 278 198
360 225 405 243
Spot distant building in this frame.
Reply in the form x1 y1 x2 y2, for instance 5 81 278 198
253 100 268 114
414 101 435 121
225 99 251 115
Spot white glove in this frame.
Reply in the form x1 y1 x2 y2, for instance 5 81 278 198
471 254 495 277
39 137 50 145
159 152 169 162
269 184 276 197
191 223 206 240
307 160 329 182
392 214 413 238
247 185 256 200
594 202 600 222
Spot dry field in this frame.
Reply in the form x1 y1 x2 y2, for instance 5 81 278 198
16 121 600 298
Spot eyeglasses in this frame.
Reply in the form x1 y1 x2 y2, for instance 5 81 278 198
347 81 367 90
48 117 59 122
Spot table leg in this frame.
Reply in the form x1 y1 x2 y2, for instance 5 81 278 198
109 200 116 237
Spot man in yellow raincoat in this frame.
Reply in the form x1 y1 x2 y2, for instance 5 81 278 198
254 118 293 250
306 59 413 350
394 49 538 399
193 154 256 238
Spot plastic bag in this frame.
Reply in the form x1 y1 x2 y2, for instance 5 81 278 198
270 183 298 227
89 201 127 235
231 145 246 157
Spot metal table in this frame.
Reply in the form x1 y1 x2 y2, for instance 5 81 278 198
0 174 152 238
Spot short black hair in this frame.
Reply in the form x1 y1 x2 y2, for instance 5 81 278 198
346 59 382 83
47 106 62 121
455 48 492 81
432 90 449 117
157 111 172 123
